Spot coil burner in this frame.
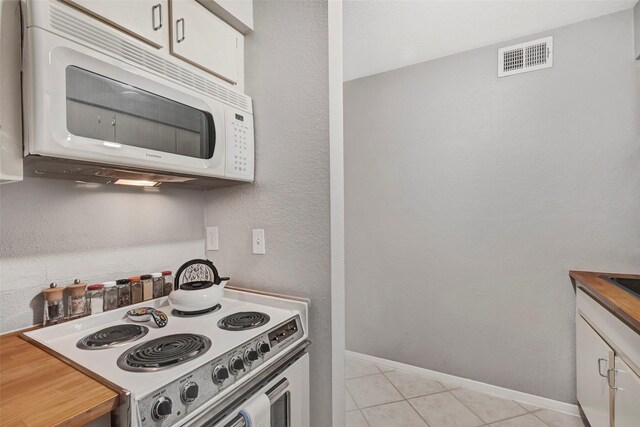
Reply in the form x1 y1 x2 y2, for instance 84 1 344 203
76 325 149 350
217 312 270 331
117 334 212 372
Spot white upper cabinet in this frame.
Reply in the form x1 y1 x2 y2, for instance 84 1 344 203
57 0 245 89
61 0 168 48
170 0 243 84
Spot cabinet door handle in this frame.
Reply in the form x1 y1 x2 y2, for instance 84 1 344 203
176 18 185 43
607 368 620 390
597 358 608 377
152 4 162 31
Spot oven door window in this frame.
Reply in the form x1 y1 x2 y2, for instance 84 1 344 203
270 391 289 427
65 66 215 159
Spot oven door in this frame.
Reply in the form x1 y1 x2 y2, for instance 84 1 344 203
184 353 309 427
24 26 227 178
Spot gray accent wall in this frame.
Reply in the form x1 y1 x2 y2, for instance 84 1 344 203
345 9 640 403
0 177 205 332
203 0 332 425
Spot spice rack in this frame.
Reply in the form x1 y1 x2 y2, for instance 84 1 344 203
40 271 174 327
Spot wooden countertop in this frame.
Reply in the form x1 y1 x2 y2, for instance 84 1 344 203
0 328 119 427
570 270 640 334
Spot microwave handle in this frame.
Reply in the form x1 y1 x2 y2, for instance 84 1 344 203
226 378 290 427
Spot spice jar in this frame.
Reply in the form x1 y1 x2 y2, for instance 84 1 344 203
116 279 131 307
141 274 153 301
103 281 118 311
42 283 65 325
129 276 143 304
67 280 88 318
162 271 173 296
152 273 164 299
87 284 104 315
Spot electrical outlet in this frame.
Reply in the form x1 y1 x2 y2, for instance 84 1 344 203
206 226 219 251
252 229 265 254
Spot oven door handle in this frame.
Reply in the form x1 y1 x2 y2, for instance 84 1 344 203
265 377 290 403
227 378 290 427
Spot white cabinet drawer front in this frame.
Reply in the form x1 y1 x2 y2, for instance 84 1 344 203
577 288 640 370
61 0 168 48
577 315 613 427
613 357 640 427
170 0 242 84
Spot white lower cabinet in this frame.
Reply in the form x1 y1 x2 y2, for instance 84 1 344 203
577 315 613 427
613 356 640 427
576 288 640 427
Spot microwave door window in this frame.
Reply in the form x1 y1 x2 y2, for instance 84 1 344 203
65 66 215 159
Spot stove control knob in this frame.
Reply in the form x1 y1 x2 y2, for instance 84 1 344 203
181 382 199 404
229 356 245 374
212 365 229 385
152 397 172 421
244 348 259 365
257 341 271 356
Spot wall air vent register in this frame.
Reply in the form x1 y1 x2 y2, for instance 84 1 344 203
498 36 553 77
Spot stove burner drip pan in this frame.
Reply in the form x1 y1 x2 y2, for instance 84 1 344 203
76 324 149 350
117 333 212 372
218 312 270 331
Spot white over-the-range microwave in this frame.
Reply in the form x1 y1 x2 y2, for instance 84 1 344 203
22 0 254 189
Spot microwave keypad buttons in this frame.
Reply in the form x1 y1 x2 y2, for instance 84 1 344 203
232 121 250 173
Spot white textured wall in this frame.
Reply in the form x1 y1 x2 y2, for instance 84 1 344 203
0 177 205 332
635 0 640 59
345 9 640 404
203 0 332 425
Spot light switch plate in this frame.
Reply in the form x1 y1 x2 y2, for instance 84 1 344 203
252 229 265 254
206 226 219 251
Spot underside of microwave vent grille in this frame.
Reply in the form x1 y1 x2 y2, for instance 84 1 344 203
24 156 246 190
93 169 196 183
48 5 252 114
498 36 553 77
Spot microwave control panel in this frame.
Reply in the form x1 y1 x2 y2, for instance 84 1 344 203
225 107 254 182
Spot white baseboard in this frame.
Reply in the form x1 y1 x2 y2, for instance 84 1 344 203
346 350 581 417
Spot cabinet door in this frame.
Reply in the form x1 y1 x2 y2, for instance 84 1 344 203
0 0 23 183
61 0 168 48
170 0 242 84
613 357 640 427
577 315 613 427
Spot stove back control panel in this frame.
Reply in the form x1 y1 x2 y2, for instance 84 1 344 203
137 315 303 427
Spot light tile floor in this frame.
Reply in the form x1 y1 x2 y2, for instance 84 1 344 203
345 356 588 427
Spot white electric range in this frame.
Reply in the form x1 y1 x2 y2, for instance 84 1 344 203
23 288 310 427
